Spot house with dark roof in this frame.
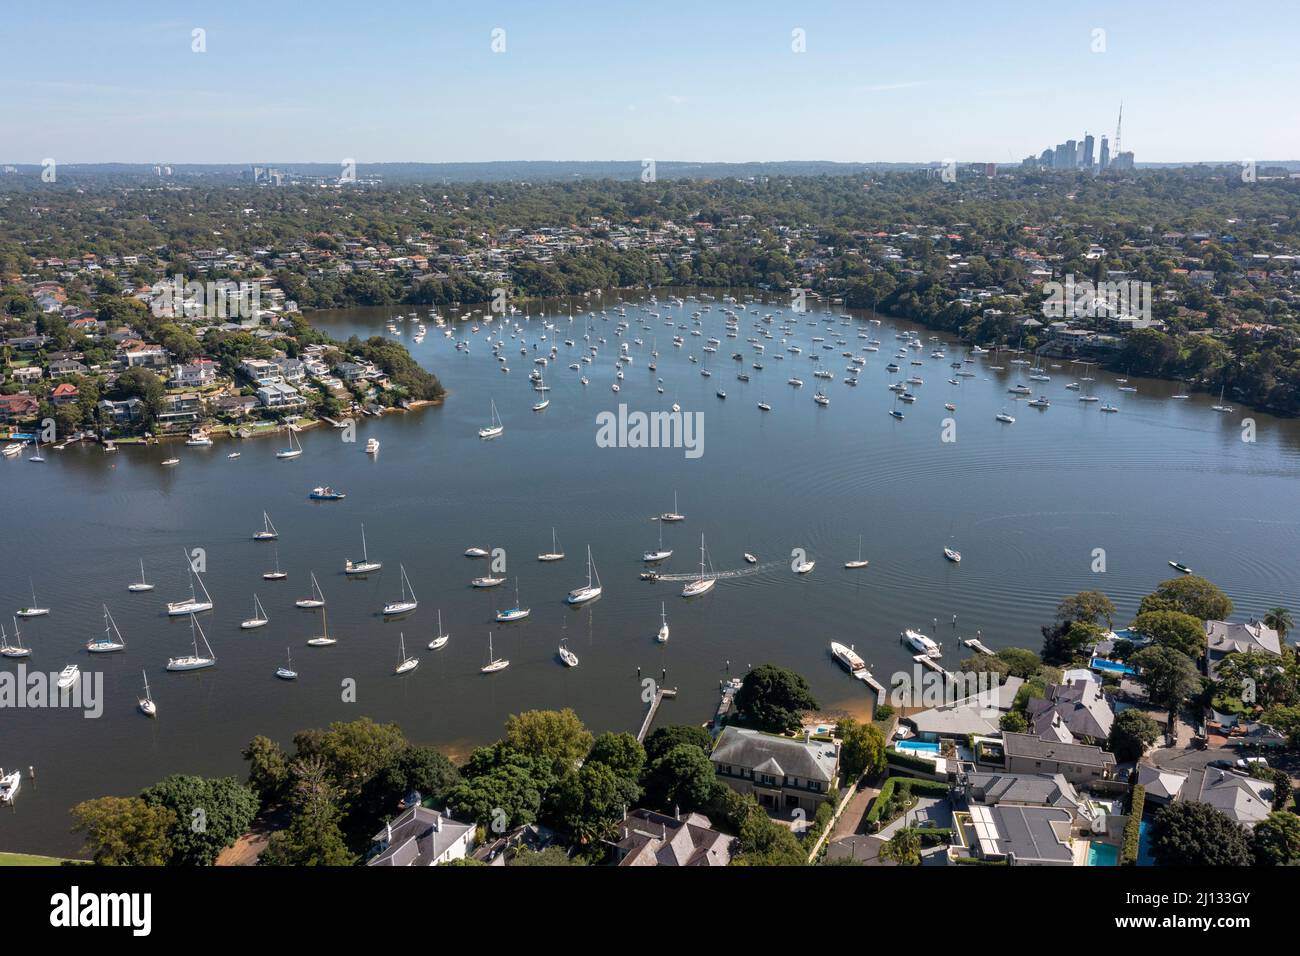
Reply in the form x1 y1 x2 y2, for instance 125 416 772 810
710 726 839 816
366 806 476 866
1026 679 1114 744
1001 733 1116 785
953 770 1107 866
1205 619 1281 678
607 809 735 866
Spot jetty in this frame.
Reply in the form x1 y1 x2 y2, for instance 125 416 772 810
962 637 994 656
636 685 677 743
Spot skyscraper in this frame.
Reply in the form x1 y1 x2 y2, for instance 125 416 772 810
1099 136 1110 171
1064 140 1078 168
1082 134 1095 170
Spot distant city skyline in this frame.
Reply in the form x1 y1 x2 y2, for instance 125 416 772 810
4 1 1298 165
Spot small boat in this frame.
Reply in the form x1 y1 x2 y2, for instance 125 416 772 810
472 573 506 588
161 457 180 466
1 620 31 659
295 571 326 609
137 670 156 717
382 564 419 616
480 632 510 673
757 401 771 411
566 546 603 605
495 579 531 622
227 451 240 459
16 580 49 618
813 391 829 406
943 402 956 411
1169 561 1193 574
345 524 383 574
166 615 216 671
1100 404 1119 413
558 638 579 667
657 602 670 643
309 486 346 500
166 561 214 616
995 411 1016 423
537 528 565 562
128 558 155 592
478 399 504 439
276 647 298 680
365 437 380 455
794 558 815 574
87 605 126 653
904 628 942 658
844 535 869 569
306 604 338 647
240 594 270 630
743 553 757 564
253 511 279 540
394 632 419 674
643 521 672 562
660 491 685 523
0 768 22 805
428 610 450 650
943 547 962 563
263 547 288 581
464 547 489 558
275 428 303 460
682 534 716 598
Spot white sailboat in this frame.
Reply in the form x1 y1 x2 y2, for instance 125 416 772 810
566 546 602 605
275 427 303 459
306 601 337 646
166 561 213 616
263 546 288 580
382 564 418 616
345 523 382 574
1 619 31 659
240 594 269 630
682 534 716 597
295 571 325 609
428 609 449 650
166 614 216 671
537 528 565 562
16 580 49 618
478 399 504 439
394 632 419 674
642 520 672 562
480 631 509 673
943 546 962 563
844 535 870 569
128 558 155 592
276 647 298 680
252 511 279 541
87 605 126 653
495 578 531 622
657 602 670 643
660 491 685 522
138 670 156 717
1211 385 1234 413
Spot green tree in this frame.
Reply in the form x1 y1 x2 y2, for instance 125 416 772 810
1264 607 1293 641
71 796 176 866
586 732 646 782
503 708 593 779
837 718 887 779
1149 801 1252 866
732 812 806 866
242 735 290 806
1133 610 1206 660
1000 711 1029 733
1138 575 1233 621
1252 811 1300 865
879 827 922 866
261 756 355 866
1057 590 1117 628
642 744 718 814
292 718 409 802
995 647 1041 679
553 762 634 844
734 664 819 733
139 774 259 866
1041 620 1102 666
1130 646 1202 732
643 724 712 761
1108 709 1160 762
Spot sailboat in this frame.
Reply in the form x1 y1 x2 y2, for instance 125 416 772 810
275 427 303 459
537 528 565 562
345 524 382 574
478 399 504 439
394 632 419 674
16 581 49 618
566 546 602 605
480 631 510 673
382 564 418 616
657 603 670 643
240 594 269 630
1 620 31 659
137 670 156 717
943 546 962 563
295 572 326 609
1211 385 1234 413
532 374 550 411
276 647 298 680
28 437 44 463
306 603 337 647
643 520 672 562
128 558 155 592
166 560 213 616
428 609 449 649
660 491 685 523
844 535 870 569
263 546 288 580
252 512 278 541
682 534 716 597
495 579 531 622
558 634 579 667
166 614 216 671
87 605 126 653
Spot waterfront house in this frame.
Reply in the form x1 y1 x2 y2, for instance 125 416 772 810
951 770 1108 866
607 808 735 866
1205 619 1281 678
50 382 80 406
1001 733 1116 785
0 393 40 423
256 381 305 409
156 392 204 426
11 366 43 384
901 676 1024 740
1026 679 1114 745
366 806 476 866
97 397 144 424
169 359 218 389
710 726 839 816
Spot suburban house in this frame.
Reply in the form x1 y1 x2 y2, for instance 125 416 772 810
952 771 1106 866
1135 765 1274 828
256 381 305 409
1001 733 1116 785
1205 619 1281 677
901 676 1024 740
710 726 839 816
607 809 736 866
97 397 144 423
1026 679 1114 745
50 382 80 406
366 806 476 866
0 393 40 423
169 359 218 389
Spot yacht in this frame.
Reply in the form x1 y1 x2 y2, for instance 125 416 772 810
295 572 326 609
128 558 155 592
1 620 31 658
659 491 685 523
241 594 270 630
480 632 510 673
657 603 670 643
794 556 815 574
309 486 346 500
345 524 382 574
1100 404 1119 413
166 615 217 671
643 521 672 562
1168 561 1193 574
537 528 565 562
478 399 504 439
743 553 757 564
166 563 213 616
382 564 419 616
252 511 279 541
558 638 579 667
16 581 49 618
844 535 869 569
1027 396 1050 408
365 437 380 455
831 642 868 676
394 633 419 675
944 547 962 563
995 410 1016 423
276 648 299 680
904 629 942 658
56 664 80 690
0 768 21 805
464 547 490 558
428 610 450 650
263 547 288 581
681 535 716 598
137 671 156 717
306 604 338 647
275 428 303 460
86 605 127 653
495 579 531 622
566 546 602 605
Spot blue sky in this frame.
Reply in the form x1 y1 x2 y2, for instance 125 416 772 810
4 0 1297 164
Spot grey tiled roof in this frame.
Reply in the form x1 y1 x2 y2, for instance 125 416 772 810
711 726 838 783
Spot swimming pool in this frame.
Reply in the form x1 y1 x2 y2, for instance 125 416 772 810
1087 842 1119 866
894 740 941 755
1090 657 1137 676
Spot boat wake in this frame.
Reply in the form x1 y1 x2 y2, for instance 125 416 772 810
649 560 784 582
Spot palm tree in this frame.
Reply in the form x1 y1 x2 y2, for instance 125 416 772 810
1264 607 1293 641
879 827 921 866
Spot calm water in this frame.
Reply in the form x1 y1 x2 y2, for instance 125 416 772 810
3 289 1298 855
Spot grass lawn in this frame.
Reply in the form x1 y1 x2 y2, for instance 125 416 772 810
0 851 81 866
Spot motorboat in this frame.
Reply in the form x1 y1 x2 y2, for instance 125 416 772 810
904 629 941 658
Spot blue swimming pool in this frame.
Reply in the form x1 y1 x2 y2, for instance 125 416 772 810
1090 657 1137 676
894 740 941 754
1087 842 1119 866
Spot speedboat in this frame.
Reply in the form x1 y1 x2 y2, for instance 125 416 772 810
0 768 21 805
309 486 346 500
943 547 962 563
1168 561 1193 574
57 664 81 690
744 553 758 564
995 411 1016 423
464 547 489 558
904 629 942 658
794 559 815 574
